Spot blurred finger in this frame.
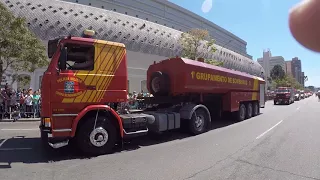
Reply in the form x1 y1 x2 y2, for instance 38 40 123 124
289 0 320 52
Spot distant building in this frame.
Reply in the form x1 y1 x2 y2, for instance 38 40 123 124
301 72 305 87
257 49 285 88
285 61 293 77
291 57 302 84
269 56 285 72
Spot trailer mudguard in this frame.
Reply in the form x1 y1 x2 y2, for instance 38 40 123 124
179 103 211 122
70 105 124 138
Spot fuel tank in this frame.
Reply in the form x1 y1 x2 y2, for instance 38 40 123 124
147 58 265 96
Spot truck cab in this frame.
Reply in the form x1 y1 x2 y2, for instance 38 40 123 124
274 87 295 105
40 33 129 149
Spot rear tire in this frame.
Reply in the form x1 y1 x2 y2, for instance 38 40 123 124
235 104 246 122
76 116 117 156
246 103 253 119
252 102 259 117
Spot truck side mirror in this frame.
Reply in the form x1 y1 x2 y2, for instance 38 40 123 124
59 47 67 70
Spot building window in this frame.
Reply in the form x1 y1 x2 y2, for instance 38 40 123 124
140 80 148 93
113 9 116 11
136 15 138 17
146 18 148 20
101 6 104 9
155 21 157 23
89 3 91 5
125 12 127 14
75 0 78 2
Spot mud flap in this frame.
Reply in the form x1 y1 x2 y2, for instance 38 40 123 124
260 84 265 108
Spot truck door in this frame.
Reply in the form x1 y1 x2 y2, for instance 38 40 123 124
260 83 265 108
51 42 96 114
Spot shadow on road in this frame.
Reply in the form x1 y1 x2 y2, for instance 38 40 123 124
0 115 261 167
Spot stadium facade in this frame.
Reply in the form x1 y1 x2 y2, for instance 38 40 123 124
1 0 264 92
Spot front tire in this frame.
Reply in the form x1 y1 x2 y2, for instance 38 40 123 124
189 108 209 135
76 116 117 156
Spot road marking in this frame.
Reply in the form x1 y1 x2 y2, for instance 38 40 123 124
0 139 8 148
256 120 283 139
296 107 300 110
0 128 38 131
0 148 33 151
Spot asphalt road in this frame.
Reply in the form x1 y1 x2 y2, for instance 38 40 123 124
0 97 319 180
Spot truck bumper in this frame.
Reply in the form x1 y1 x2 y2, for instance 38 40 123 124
39 125 69 149
274 98 290 104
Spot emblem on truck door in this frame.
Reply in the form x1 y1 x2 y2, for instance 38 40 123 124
64 81 75 94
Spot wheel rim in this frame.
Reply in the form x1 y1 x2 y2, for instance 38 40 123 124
240 106 245 119
194 114 205 131
89 127 109 147
151 77 161 93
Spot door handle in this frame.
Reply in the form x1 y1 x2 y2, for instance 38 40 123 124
86 86 96 90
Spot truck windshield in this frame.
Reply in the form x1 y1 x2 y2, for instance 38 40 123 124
275 89 289 93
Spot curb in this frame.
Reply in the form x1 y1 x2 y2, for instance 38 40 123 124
0 118 40 122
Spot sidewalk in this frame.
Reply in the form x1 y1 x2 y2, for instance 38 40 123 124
0 118 40 122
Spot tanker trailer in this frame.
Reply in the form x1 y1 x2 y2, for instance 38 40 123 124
147 57 265 122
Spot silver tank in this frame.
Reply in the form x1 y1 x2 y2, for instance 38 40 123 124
1 0 265 77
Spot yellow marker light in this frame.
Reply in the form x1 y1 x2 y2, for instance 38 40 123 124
44 117 51 128
83 29 95 37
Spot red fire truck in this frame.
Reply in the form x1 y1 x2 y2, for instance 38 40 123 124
39 30 265 155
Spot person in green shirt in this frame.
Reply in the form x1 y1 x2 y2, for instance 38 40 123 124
32 90 41 117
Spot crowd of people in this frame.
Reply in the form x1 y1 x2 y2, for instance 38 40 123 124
0 86 153 120
0 85 41 121
114 91 154 114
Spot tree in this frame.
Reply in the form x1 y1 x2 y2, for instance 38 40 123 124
272 75 303 89
0 2 48 86
267 77 272 84
270 65 285 80
179 28 223 66
10 74 31 88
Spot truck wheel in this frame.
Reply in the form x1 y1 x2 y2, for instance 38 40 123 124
189 108 209 135
76 116 117 156
149 71 170 96
252 102 259 117
235 104 246 122
246 103 253 119
274 101 276 105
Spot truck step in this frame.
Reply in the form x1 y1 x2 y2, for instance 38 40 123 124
48 139 69 149
123 128 148 139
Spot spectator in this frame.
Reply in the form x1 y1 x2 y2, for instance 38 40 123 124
24 89 33 118
32 90 41 117
1 86 9 114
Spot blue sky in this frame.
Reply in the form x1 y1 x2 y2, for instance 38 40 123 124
169 0 320 87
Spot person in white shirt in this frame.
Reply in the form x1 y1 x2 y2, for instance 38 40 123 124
24 89 33 118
